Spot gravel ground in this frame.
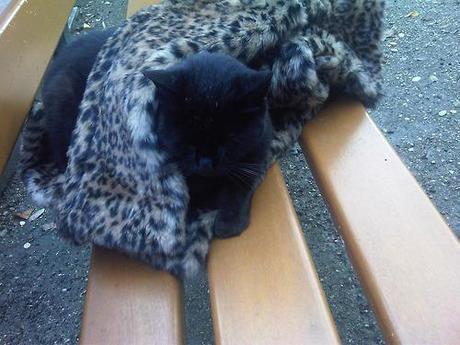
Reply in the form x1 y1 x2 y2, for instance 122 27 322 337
0 1 458 344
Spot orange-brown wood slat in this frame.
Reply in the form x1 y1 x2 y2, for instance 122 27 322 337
301 100 460 344
80 247 184 345
208 165 340 345
0 0 75 173
127 0 158 16
80 2 184 344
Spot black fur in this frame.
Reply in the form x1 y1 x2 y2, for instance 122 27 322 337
42 28 115 170
144 52 273 238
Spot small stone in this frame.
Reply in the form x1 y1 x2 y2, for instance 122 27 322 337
412 76 422 82
405 10 420 18
383 28 395 40
15 209 33 220
19 221 26 227
23 242 31 249
438 110 447 116
408 147 415 152
450 110 457 114
82 23 91 29
29 208 45 221
398 33 405 38
62 288 68 292
429 75 438 82
431 160 436 164
42 222 56 231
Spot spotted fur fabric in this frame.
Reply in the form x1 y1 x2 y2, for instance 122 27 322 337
21 0 385 277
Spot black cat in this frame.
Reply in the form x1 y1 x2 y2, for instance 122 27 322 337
42 28 115 170
144 52 273 238
42 31 272 238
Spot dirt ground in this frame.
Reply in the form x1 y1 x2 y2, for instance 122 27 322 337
0 1 458 344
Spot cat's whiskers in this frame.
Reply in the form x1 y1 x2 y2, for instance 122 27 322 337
230 163 266 178
239 167 259 177
228 171 251 188
226 166 255 187
237 162 265 171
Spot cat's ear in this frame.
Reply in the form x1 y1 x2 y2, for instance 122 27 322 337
241 70 272 98
142 69 183 94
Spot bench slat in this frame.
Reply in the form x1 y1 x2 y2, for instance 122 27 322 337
127 0 158 16
0 0 74 173
80 247 184 345
80 4 184 344
208 165 340 345
301 100 460 344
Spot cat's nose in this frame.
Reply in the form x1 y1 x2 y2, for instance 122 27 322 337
197 158 213 171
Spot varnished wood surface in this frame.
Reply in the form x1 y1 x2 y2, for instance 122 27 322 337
208 166 340 345
301 100 460 344
127 0 158 16
0 0 74 173
80 247 184 345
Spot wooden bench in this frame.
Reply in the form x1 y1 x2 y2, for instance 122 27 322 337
1 0 459 344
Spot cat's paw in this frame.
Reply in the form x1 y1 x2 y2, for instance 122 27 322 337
213 211 250 238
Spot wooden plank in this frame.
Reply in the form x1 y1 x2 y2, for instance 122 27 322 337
127 0 158 17
208 165 340 345
0 0 74 173
301 100 460 344
80 2 184 344
80 247 184 345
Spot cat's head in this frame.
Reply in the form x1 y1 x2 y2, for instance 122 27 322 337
144 52 273 177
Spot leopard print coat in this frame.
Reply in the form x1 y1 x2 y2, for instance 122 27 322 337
21 0 385 277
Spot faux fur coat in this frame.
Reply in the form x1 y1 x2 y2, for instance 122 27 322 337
21 0 385 277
